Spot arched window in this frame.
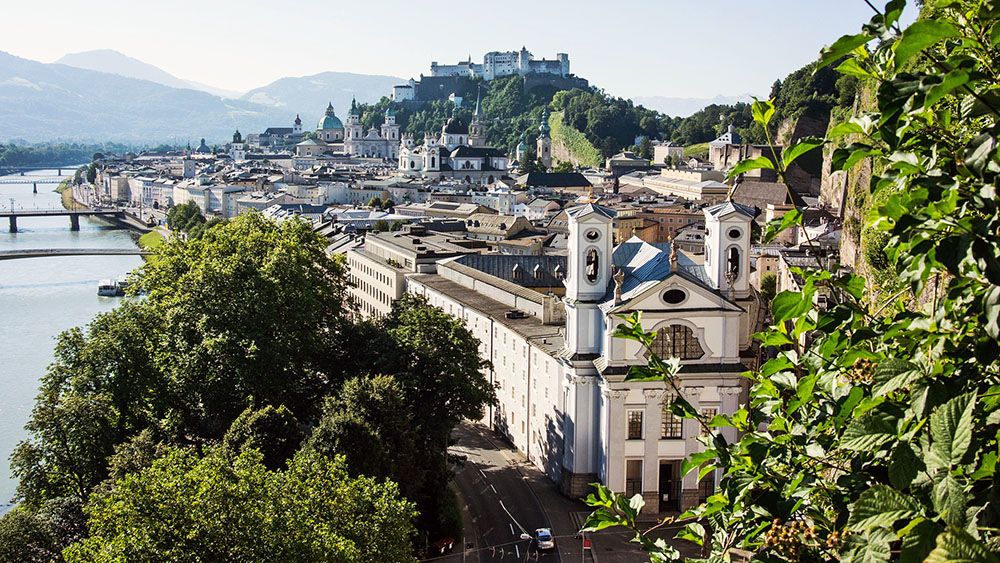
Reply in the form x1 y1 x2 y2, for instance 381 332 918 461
585 248 599 283
648 324 705 360
431 157 436 168
727 247 740 280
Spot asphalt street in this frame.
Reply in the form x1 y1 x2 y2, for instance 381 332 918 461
447 424 559 562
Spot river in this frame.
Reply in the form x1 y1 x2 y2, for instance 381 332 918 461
0 169 142 509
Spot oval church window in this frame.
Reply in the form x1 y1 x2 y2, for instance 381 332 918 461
662 289 687 305
585 229 601 242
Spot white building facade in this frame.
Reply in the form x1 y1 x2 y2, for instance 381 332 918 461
345 200 760 512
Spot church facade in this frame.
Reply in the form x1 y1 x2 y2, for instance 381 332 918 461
344 102 401 160
397 105 509 185
395 200 759 512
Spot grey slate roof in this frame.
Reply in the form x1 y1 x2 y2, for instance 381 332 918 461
704 200 756 219
565 203 616 220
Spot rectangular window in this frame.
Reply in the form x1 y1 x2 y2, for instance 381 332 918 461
661 401 683 439
627 410 644 440
625 459 643 497
701 408 717 437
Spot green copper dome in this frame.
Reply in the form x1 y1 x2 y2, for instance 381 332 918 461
317 103 343 130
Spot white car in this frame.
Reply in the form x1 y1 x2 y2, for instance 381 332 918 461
535 528 555 551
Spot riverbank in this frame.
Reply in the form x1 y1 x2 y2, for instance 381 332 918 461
55 179 79 210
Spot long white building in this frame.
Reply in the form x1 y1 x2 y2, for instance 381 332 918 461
344 201 760 512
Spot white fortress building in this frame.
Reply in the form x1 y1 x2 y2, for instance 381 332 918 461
343 200 761 512
430 47 570 81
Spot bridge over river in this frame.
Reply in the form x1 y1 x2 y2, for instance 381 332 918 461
0 248 152 261
0 208 127 233
0 176 66 185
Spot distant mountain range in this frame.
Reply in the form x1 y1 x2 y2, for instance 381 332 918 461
633 94 756 118
0 50 404 144
241 72 404 128
55 49 243 99
2 48 750 143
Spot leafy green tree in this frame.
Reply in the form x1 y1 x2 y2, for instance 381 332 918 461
371 219 390 233
638 136 653 160
165 200 205 233
136 213 352 437
585 2 1000 560
84 164 96 184
367 195 382 209
12 214 352 508
380 295 495 451
553 160 575 173
64 447 416 562
223 404 302 470
0 498 85 563
12 302 163 505
350 295 495 537
306 375 422 496
759 272 777 312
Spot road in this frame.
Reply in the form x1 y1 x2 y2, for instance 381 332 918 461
444 423 703 563
447 424 558 562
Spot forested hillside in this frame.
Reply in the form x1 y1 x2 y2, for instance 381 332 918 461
351 61 857 164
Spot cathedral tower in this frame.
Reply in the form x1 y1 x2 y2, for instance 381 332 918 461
469 87 486 147
345 98 363 140
537 109 552 170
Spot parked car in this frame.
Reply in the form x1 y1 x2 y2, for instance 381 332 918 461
535 528 555 551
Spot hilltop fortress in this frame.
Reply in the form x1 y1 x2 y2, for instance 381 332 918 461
392 48 587 103
430 47 570 80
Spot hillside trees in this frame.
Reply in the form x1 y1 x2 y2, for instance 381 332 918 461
584 1 1000 560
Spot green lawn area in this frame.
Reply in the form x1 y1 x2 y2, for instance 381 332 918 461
684 142 710 159
138 230 164 251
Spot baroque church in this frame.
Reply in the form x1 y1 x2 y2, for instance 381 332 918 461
401 199 760 512
397 98 509 184
344 100 401 160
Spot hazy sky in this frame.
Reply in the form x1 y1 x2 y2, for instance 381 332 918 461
2 1 912 99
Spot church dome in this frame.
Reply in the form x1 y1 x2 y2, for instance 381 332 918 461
317 103 343 131
444 116 469 134
385 107 397 118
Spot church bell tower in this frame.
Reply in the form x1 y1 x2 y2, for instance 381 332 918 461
703 200 754 298
564 203 615 357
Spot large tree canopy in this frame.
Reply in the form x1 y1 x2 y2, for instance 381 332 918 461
63 448 416 562
5 213 495 559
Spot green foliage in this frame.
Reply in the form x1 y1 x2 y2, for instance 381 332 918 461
548 111 603 167
0 498 85 563
63 447 416 562
0 142 133 169
553 89 677 158
586 1 1000 559
10 214 497 555
11 213 352 507
165 200 205 233
223 404 302 470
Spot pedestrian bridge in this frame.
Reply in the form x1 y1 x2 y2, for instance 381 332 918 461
0 177 65 185
0 208 126 232
0 248 152 261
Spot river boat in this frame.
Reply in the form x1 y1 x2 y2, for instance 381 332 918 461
97 279 118 297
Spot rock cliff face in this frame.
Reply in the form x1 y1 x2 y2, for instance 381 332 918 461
818 80 877 273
